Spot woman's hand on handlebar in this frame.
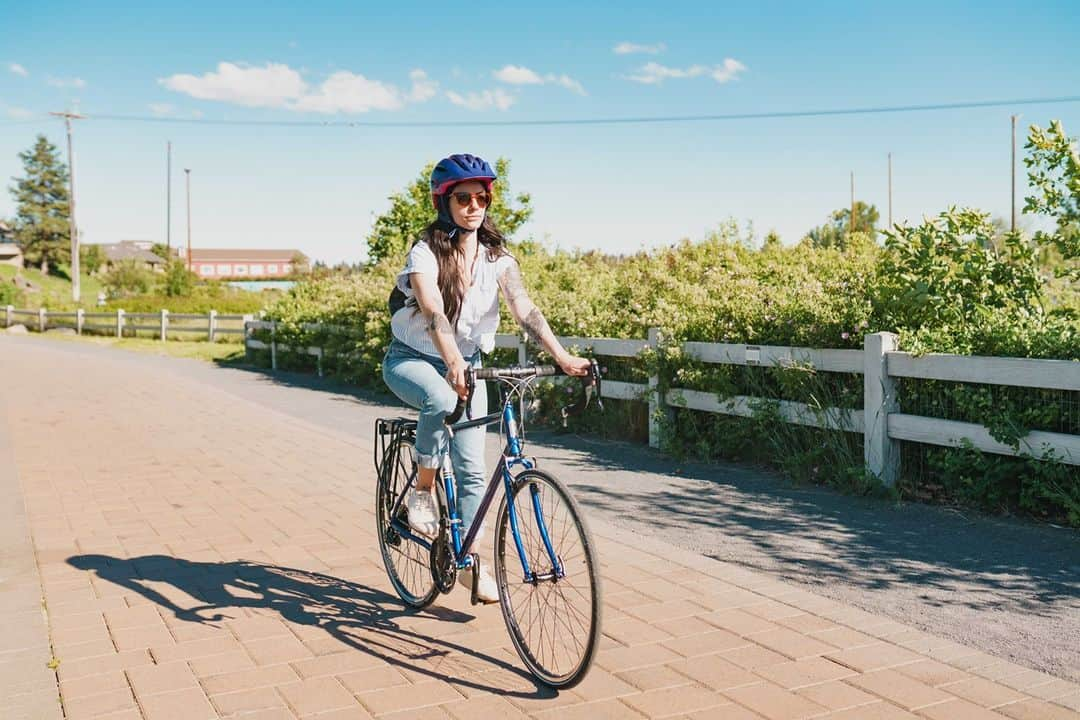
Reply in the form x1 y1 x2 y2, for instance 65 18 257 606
557 353 592 377
445 357 470 400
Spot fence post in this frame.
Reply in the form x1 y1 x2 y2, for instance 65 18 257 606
208 309 217 343
159 309 169 341
5 305 12 328
316 347 324 377
76 308 84 335
242 314 254 362
864 332 900 486
116 309 125 338
517 335 528 366
271 321 278 370
647 327 671 449
38 307 46 333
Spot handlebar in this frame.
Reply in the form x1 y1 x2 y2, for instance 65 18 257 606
444 360 604 427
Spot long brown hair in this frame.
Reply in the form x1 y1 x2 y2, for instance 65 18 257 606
421 215 509 326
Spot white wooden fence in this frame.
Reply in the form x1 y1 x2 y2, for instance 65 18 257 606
4 305 252 342
241 321 1079 484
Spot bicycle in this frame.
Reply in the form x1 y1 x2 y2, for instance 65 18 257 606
374 360 604 688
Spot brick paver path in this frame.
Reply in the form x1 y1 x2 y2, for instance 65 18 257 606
2 336 1078 719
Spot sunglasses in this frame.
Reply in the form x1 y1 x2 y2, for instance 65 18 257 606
451 191 491 209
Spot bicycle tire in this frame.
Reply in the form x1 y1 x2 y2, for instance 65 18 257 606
493 468 602 688
376 435 438 609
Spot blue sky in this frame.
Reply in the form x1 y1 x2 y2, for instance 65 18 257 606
2 0 1078 264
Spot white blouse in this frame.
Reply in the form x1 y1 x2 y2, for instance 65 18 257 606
391 240 516 358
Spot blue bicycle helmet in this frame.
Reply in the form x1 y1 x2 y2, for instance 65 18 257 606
430 153 497 199
429 154 497 237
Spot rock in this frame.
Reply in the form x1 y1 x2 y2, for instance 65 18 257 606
6 324 28 334
46 327 76 335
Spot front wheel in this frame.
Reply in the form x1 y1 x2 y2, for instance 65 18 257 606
494 469 602 688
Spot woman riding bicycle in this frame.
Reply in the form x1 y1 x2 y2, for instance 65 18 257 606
382 153 591 603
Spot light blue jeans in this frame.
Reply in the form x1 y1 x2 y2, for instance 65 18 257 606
382 339 488 536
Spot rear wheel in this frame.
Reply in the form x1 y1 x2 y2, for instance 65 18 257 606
376 436 438 608
494 469 602 688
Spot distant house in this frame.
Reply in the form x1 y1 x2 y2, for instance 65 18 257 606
0 220 23 268
180 248 308 280
97 240 168 273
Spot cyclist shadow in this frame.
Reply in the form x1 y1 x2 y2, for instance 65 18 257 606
67 554 556 698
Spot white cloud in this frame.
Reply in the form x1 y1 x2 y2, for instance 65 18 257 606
613 42 666 55
627 59 746 85
494 65 544 85
710 58 748 84
8 63 28 77
492 65 586 95
160 62 305 108
6 107 34 120
160 62 438 114
446 88 515 112
407 69 438 102
292 71 404 113
549 74 586 96
47 76 86 89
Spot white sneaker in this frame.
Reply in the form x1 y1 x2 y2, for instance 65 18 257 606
458 562 500 604
405 487 438 537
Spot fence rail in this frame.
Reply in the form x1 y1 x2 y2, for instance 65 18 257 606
4 305 252 342
8 303 1075 482
238 321 1078 481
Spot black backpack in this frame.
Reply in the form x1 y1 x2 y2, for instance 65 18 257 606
388 285 417 315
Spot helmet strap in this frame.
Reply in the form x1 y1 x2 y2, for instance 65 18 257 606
434 194 466 239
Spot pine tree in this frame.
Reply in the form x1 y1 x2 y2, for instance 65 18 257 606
9 134 71 274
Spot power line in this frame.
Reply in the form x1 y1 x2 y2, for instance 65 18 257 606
5 95 1080 129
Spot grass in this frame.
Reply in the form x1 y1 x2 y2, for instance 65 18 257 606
0 263 106 310
24 332 247 364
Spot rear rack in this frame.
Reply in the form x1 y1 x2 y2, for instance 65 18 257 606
374 417 416 477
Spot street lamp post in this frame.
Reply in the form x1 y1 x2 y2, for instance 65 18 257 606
184 168 192 272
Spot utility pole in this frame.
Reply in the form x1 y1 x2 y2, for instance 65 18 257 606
184 168 192 271
850 171 855 233
887 153 893 228
50 110 85 303
166 141 172 254
1011 114 1018 232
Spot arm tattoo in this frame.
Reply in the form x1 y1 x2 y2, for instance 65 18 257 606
522 307 553 346
425 311 454 336
499 263 529 305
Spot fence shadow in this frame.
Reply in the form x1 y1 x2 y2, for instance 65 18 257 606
67 554 552 698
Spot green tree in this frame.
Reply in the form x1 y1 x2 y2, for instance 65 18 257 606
1024 120 1080 279
159 258 197 297
8 135 71 274
877 207 1042 331
289 252 311 277
804 201 879 250
103 259 154 298
80 244 106 275
365 157 533 265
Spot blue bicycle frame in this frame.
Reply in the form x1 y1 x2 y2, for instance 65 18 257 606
386 397 564 583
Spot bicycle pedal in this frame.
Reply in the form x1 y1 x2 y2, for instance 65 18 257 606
468 553 481 606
